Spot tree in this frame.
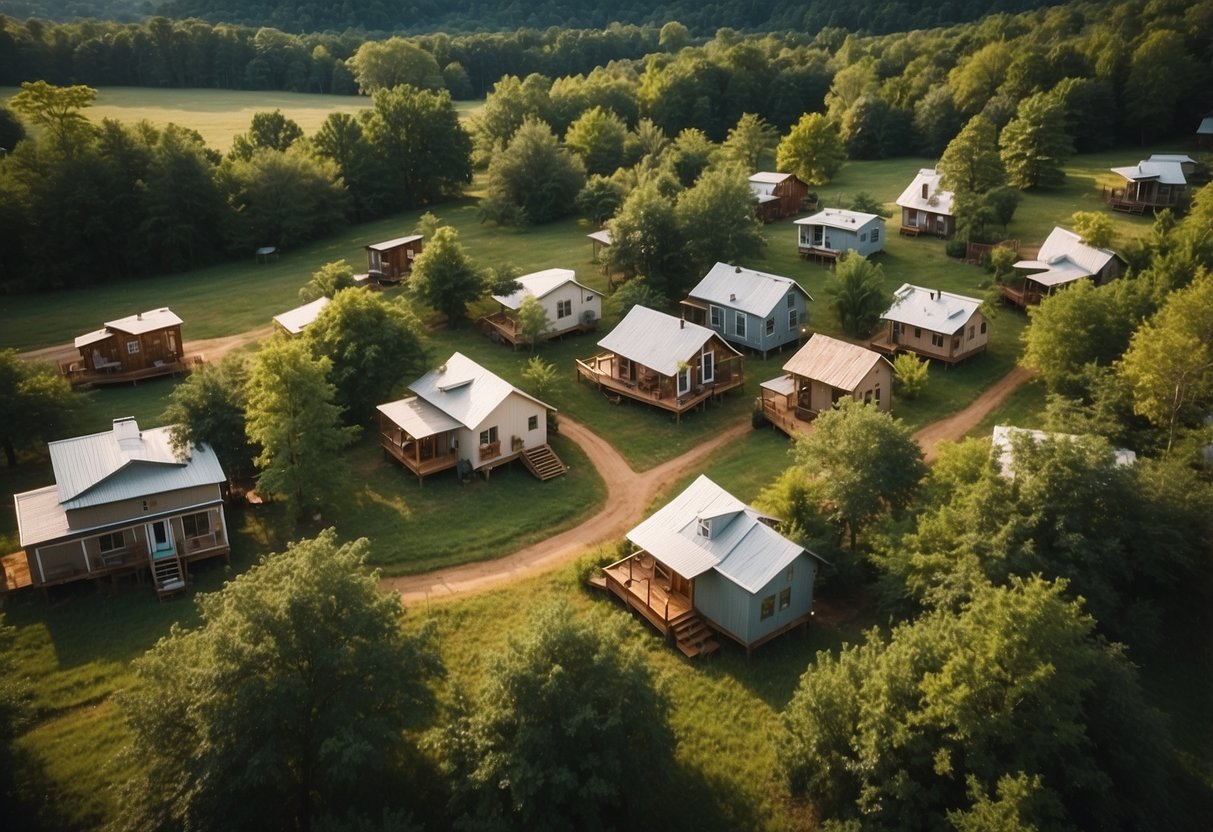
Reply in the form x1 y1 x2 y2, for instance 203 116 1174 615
937 114 1004 195
349 37 444 94
721 112 777 169
605 180 687 298
162 355 256 483
361 84 472 206
219 147 348 250
229 109 303 160
516 294 550 351
912 85 963 157
792 398 925 551
138 125 228 272
306 290 429 423
999 92 1073 190
947 41 1013 113
0 104 27 152
298 260 355 303
1071 210 1115 249
520 356 558 401
0 350 81 467
310 112 383 220
781 578 1179 830
439 602 673 831
608 277 669 319
775 113 845 187
117 530 442 832
892 352 929 400
408 225 483 325
244 338 356 519
471 73 552 166
563 106 627 177
8 80 96 154
676 164 765 276
1124 29 1196 144
484 118 585 224
667 127 716 187
828 252 888 338
659 21 691 52
575 175 627 225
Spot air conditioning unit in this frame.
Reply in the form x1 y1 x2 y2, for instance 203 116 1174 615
582 309 597 325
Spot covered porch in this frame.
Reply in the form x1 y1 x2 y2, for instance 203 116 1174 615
61 355 197 387
759 375 813 439
998 278 1047 309
377 401 461 484
596 551 719 657
575 353 745 419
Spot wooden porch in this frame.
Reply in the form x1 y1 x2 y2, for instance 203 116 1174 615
380 426 459 483
60 356 197 387
797 245 840 264
998 280 1045 309
2 551 32 592
480 311 597 348
596 552 720 657
575 353 744 420
760 388 814 439
1102 184 1182 214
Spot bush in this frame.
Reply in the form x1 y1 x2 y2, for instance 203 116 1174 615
945 238 968 258
893 352 930 399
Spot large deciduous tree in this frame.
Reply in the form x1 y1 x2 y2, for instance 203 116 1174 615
676 164 765 276
117 530 442 832
563 106 627 177
721 112 777 169
228 109 303 160
162 355 256 483
483 117 585 224
605 179 687 298
408 225 483 325
298 259 355 303
349 37 444 94
7 80 96 154
361 84 472 206
0 350 81 467
775 112 845 187
219 146 348 250
937 114 1004 196
999 91 1073 190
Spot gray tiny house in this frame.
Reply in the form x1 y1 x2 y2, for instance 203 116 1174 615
681 262 813 358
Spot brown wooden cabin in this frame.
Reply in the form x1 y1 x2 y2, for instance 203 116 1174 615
749 172 811 223
66 307 189 386
1105 155 1193 213
366 235 423 283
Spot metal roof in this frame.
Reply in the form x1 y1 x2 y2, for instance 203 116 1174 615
376 396 463 438
586 229 612 246
409 352 552 430
74 328 112 349
103 307 183 336
760 375 795 396
991 424 1137 479
687 262 813 317
273 296 331 335
895 168 955 216
626 475 811 593
13 485 71 547
748 171 793 185
1199 117 1213 136
597 306 741 377
1110 154 1188 186
881 283 981 334
782 334 889 391
367 235 422 252
491 268 600 310
795 208 883 232
1013 227 1119 288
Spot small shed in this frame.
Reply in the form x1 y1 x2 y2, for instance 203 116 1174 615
70 307 187 384
795 209 885 261
272 297 331 336
748 172 811 223
366 235 423 282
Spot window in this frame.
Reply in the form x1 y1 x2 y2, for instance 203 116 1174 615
479 426 499 446
860 232 868 242
701 348 714 383
710 305 723 328
892 321 902 336
968 325 975 341
914 327 922 339
765 317 775 336
557 299 572 319
98 531 124 552
182 512 211 539
126 340 140 354
697 518 710 538
734 312 746 338
875 383 881 404
779 588 792 610
864 390 872 404
787 294 795 308
528 415 538 431
980 320 987 334
789 307 798 329
871 227 880 243
760 595 775 620
931 333 944 348
677 364 691 396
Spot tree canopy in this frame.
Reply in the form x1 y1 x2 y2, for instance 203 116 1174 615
774 112 845 187
408 225 483 325
162 355 256 483
483 117 586 224
0 350 81 467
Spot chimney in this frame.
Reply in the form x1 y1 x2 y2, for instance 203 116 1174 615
113 417 142 451
680 318 685 329
137 311 143 320
735 265 741 273
729 293 736 301
921 182 929 200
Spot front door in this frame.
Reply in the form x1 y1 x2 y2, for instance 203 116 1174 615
148 519 174 557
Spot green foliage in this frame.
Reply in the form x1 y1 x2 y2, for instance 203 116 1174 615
471 74 553 166
218 146 348 250
892 352 929 400
516 294 551 350
828 252 888 338
668 127 717 186
245 338 357 518
8 80 97 153
438 602 673 831
607 277 669 320
408 225 484 325
306 289 429 423
988 246 1017 282
999 92 1073 190
848 191 891 217
575 174 627 225
298 259 355 302
520 355 558 400
1070 210 1115 250
775 112 845 187
349 37 444 94
228 109 303 161
721 112 777 169
937 114 1004 196
1124 29 1197 143
948 41 1013 114
605 180 687 297
361 84 472 206
0 104 26 152
563 106 627 176
0 349 82 467
116 530 442 832
484 118 586 225
676 164 766 276
162 355 255 482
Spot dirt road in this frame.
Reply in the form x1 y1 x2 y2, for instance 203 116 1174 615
19 326 276 368
912 366 1034 463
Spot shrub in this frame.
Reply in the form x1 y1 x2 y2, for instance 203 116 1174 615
893 352 930 399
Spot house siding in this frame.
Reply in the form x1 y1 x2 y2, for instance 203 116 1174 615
888 310 988 362
707 290 807 355
797 220 885 257
464 392 548 470
65 483 223 531
694 552 818 647
541 283 602 333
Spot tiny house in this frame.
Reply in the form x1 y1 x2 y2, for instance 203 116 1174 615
681 262 812 357
795 209 885 260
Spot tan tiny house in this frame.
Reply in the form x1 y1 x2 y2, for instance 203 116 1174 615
873 284 988 365
68 307 188 385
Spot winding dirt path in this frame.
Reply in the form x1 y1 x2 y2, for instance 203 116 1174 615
912 366 1035 463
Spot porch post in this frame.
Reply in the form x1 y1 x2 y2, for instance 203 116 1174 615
35 548 46 584
81 539 91 573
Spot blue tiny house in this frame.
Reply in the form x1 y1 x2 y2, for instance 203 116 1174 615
681 262 813 358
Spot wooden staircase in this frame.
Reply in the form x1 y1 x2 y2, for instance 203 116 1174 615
670 610 719 658
521 444 567 481
151 554 187 598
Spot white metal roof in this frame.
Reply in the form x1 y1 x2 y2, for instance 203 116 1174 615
1013 227 1120 288
273 296 331 335
103 307 183 336
1110 155 1188 186
13 485 72 547
1199 117 1213 136
408 352 552 431
881 283 981 334
991 424 1137 479
794 208 883 232
748 171 792 185
895 168 954 216
376 396 463 439
782 334 889 391
586 229 612 246
367 235 422 252
687 262 812 317
627 475 811 593
491 268 601 309
597 306 741 377
74 328 112 349
760 375 795 396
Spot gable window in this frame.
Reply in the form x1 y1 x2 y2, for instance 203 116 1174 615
765 317 775 336
734 312 746 338
182 512 211 539
710 305 723 328
556 299 572 319
787 293 795 308
871 227 880 243
528 415 538 431
789 307 798 329
760 595 776 620
98 531 124 553
931 333 944 348
779 587 792 610
914 327 922 338
126 340 140 354
697 518 710 538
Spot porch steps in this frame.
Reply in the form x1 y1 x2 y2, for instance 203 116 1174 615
152 555 187 598
670 611 720 658
521 444 567 481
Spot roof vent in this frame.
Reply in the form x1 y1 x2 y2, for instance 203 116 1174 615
735 265 742 273
729 293 736 301
113 417 142 451
137 312 143 320
680 318 685 329
921 182 929 200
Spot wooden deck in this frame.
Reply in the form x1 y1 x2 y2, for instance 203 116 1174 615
2 551 31 592
761 394 813 439
480 312 597 347
998 282 1044 309
381 431 459 482
61 356 196 387
601 553 691 634
575 354 744 419
798 245 840 264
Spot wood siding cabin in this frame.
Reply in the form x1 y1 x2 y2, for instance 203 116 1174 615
272 297 330 336
482 268 603 346
596 475 825 658
67 307 190 386
795 209 885 262
1003 226 1124 308
1105 154 1193 213
873 284 988 365
896 169 955 237
748 171 811 223
366 235 423 282
576 306 744 420
10 418 230 597
680 262 812 357
761 334 892 438
377 352 564 483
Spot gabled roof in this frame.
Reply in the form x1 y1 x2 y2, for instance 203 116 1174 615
491 268 601 310
1013 227 1120 288
794 208 883 232
598 306 741 377
991 424 1137 479
75 308 182 348
627 475 814 594
45 418 224 511
781 334 889 391
273 296 331 335
376 396 463 439
687 262 813 318
367 235 422 251
1110 154 1189 186
882 284 982 334
895 168 954 216
587 229 612 246
1199 117 1213 136
748 171 795 185
407 352 552 431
